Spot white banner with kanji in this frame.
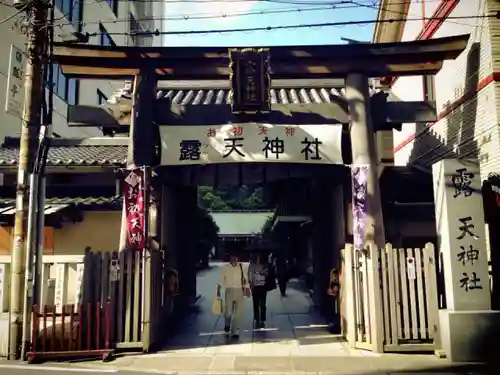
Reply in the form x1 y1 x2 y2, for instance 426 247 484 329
159 124 343 165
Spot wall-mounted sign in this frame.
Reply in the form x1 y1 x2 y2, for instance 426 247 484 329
5 45 25 118
230 48 270 113
159 124 342 166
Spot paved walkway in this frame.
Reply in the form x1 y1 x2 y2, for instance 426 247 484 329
165 262 359 357
63 263 473 374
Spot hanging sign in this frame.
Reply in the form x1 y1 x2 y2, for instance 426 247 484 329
5 45 25 117
230 48 270 113
123 169 146 250
159 123 343 166
351 165 369 250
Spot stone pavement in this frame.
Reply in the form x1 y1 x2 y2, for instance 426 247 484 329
64 263 487 374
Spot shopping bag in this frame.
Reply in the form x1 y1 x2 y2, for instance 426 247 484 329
212 297 223 315
243 286 252 298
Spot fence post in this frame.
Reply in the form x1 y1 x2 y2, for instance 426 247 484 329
423 243 440 349
343 244 356 348
141 250 152 352
367 242 384 353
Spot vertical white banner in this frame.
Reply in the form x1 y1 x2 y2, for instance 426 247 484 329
0 264 6 312
54 263 67 313
5 45 25 117
74 263 84 306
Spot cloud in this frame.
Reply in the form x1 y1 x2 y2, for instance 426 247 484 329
164 0 256 26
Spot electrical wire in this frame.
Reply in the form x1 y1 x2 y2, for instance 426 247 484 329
403 119 499 169
357 0 484 29
86 13 499 37
47 3 365 28
66 0 428 4
0 6 25 25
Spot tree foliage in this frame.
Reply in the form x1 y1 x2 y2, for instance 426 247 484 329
196 206 219 245
197 184 271 211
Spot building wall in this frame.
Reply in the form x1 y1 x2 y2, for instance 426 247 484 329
377 0 500 253
53 211 121 254
0 0 144 142
391 0 500 179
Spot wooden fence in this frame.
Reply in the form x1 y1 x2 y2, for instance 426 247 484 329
27 248 173 361
28 302 113 363
342 243 440 353
80 249 170 352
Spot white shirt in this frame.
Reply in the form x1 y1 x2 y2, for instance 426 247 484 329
218 263 248 289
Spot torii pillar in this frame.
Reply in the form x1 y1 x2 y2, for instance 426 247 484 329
345 73 385 248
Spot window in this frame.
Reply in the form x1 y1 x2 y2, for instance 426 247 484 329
106 0 118 16
45 63 79 106
97 89 108 105
99 24 116 47
54 0 83 31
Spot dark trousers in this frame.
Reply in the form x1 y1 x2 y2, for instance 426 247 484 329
278 277 287 295
252 286 267 323
328 296 340 333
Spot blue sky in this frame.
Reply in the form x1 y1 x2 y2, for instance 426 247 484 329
161 0 378 46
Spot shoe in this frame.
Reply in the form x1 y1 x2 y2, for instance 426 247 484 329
224 324 230 334
260 321 266 328
254 320 260 328
231 329 240 338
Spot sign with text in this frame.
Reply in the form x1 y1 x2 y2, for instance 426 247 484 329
123 169 146 250
432 159 490 311
5 45 25 117
230 48 270 113
159 124 343 166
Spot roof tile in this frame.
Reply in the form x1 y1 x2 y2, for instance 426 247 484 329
0 196 122 207
155 88 345 105
0 145 127 167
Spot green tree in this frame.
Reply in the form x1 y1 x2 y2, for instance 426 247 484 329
198 186 231 210
197 184 270 210
195 205 220 266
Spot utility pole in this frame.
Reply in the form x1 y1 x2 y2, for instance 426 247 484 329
8 0 47 360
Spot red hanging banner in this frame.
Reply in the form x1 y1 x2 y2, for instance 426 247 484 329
123 169 146 250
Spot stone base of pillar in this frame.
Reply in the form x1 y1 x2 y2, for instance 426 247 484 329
439 309 500 362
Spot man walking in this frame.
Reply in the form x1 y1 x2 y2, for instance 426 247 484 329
216 251 248 338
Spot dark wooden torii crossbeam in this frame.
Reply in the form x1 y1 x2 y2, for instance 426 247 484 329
53 34 469 80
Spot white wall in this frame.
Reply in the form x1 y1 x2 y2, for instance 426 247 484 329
391 0 500 180
0 0 140 141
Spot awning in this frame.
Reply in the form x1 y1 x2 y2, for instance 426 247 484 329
0 204 69 216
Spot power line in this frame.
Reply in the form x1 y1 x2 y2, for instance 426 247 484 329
87 13 500 37
0 6 24 24
54 0 437 5
47 3 365 28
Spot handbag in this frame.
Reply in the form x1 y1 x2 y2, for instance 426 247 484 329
239 263 252 298
212 297 223 315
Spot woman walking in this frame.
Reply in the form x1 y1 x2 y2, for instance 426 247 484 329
248 253 268 328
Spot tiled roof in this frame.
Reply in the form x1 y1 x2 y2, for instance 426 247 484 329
0 196 122 209
156 87 346 105
109 79 359 106
210 211 274 236
0 138 127 167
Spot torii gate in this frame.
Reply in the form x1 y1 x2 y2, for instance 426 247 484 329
51 33 468 352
